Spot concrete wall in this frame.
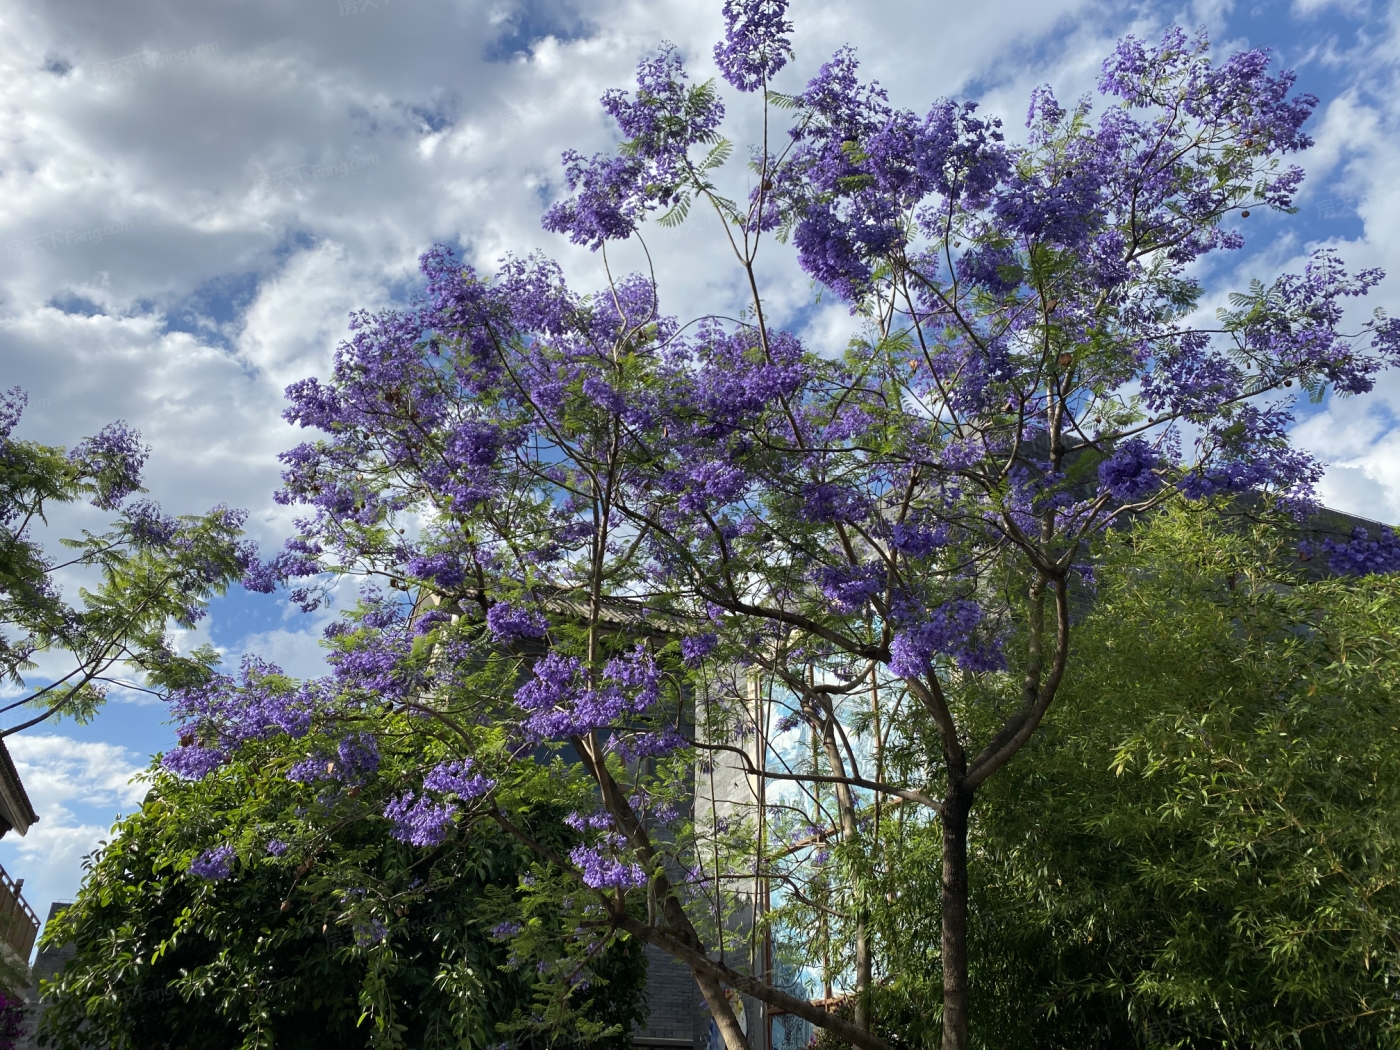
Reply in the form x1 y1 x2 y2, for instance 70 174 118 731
15 904 76 1050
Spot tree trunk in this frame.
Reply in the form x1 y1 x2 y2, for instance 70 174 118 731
695 968 751 1050
941 787 972 1050
855 907 873 1032
818 705 873 1032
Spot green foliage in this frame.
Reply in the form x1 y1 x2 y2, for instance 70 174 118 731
872 507 1400 1048
37 739 647 1050
0 407 248 732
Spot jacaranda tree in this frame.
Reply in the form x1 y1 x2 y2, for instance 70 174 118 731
160 4 1400 1047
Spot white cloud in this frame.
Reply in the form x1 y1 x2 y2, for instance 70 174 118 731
1292 0 1368 16
0 735 148 932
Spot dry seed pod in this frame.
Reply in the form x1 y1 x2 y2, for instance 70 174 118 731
280 901 292 913
1056 352 1074 368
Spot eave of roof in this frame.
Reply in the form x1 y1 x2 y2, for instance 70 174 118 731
0 737 38 838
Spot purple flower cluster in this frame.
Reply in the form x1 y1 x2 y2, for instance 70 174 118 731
713 0 792 92
1322 527 1400 578
514 645 660 740
69 421 149 509
286 734 380 785
0 386 25 440
383 791 458 847
422 758 495 800
1098 439 1161 502
354 919 389 946
680 632 718 666
610 726 687 761
564 810 616 832
190 845 235 881
816 563 883 614
164 656 318 779
486 602 549 643
124 500 180 547
889 599 1003 676
569 842 647 890
543 46 724 249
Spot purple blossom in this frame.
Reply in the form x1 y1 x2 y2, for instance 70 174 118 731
265 839 289 857
570 843 647 890
383 791 458 847
487 602 549 642
163 744 228 780
713 0 793 92
1322 527 1400 577
125 500 180 547
773 712 802 733
0 387 25 439
407 552 466 590
69 421 149 509
165 656 319 777
611 726 687 760
413 609 451 636
515 646 660 740
1098 439 1161 502
680 633 718 666
239 554 280 594
889 599 1003 676
800 482 868 524
816 563 883 614
564 810 616 832
190 845 235 881
354 919 389 947
490 921 522 938
543 46 724 249
336 734 381 782
287 756 331 783
423 758 495 800
890 521 948 558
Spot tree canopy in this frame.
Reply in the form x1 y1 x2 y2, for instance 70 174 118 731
871 507 1400 1048
38 723 647 1050
150 2 1400 1048
0 387 255 736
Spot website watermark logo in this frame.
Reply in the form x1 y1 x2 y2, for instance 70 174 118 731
338 0 408 15
7 221 135 260
252 154 380 191
91 43 220 81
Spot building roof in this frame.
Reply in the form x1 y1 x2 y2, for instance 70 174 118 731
0 737 38 838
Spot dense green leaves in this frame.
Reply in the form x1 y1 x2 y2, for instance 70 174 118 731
37 739 647 1050
869 508 1400 1048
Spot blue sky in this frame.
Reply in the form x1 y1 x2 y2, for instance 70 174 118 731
3 0 1399 941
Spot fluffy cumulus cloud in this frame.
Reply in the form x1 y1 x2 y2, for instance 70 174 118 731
2 0 1400 915
0 736 147 936
1267 8 1400 523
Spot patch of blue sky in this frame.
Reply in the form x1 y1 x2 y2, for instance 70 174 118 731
484 0 595 62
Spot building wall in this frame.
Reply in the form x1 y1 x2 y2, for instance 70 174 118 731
15 904 76 1050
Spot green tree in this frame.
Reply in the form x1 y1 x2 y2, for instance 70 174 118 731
867 507 1400 1048
37 722 648 1050
0 387 252 735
